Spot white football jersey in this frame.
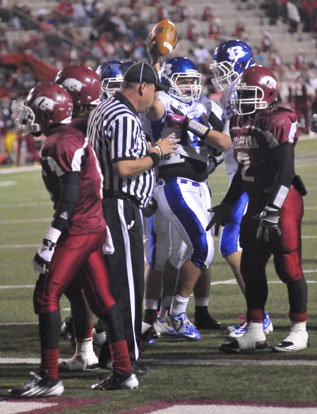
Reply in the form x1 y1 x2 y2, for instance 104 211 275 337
151 92 224 166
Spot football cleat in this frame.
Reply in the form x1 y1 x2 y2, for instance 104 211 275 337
228 312 273 338
58 352 99 372
91 372 138 390
167 312 202 340
195 313 223 330
140 322 159 351
153 317 174 335
9 370 64 398
220 322 267 354
273 322 309 352
132 359 150 376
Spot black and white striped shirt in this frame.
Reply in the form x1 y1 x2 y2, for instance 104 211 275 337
87 92 156 208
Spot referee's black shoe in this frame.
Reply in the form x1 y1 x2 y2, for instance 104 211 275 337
132 359 149 376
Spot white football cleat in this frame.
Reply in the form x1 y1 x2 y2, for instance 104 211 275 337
274 322 309 352
220 322 267 354
59 352 99 372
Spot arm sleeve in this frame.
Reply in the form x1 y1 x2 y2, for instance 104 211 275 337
267 142 294 208
51 171 80 232
222 169 245 206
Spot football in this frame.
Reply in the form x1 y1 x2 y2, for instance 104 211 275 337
151 19 178 56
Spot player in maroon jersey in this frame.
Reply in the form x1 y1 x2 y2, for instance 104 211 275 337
10 82 138 398
207 66 308 353
54 64 104 373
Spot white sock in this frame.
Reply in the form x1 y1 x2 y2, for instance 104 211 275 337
194 297 210 307
290 321 306 332
143 299 159 310
170 294 189 315
76 338 94 356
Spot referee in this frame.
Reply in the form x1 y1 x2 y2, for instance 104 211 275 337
88 61 179 375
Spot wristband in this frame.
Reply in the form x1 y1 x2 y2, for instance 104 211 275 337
187 119 210 139
44 226 62 244
149 152 160 168
154 144 163 158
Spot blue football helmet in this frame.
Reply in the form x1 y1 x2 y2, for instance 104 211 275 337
160 57 202 103
209 40 255 91
96 60 123 97
122 60 135 74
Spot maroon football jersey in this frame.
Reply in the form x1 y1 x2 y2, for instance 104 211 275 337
230 106 298 200
40 120 106 235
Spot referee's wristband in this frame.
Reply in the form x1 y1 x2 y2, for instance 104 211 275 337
148 152 160 168
154 144 163 158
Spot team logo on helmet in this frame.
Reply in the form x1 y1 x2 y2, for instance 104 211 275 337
259 76 277 89
227 46 246 61
162 63 173 77
33 96 55 111
61 78 83 92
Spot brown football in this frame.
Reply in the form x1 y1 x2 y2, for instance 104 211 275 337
151 19 178 56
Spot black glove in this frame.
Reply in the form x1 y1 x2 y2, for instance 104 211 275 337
255 205 281 242
206 202 232 235
207 146 224 174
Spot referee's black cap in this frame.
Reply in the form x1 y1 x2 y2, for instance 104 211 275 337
124 61 169 92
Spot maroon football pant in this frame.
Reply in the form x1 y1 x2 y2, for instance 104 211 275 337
239 186 308 323
34 230 115 317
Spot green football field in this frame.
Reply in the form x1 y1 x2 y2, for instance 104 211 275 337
0 136 316 413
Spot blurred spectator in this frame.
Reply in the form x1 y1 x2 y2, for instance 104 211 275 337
286 1 300 33
288 73 310 133
193 40 211 74
72 0 88 27
201 4 214 21
187 19 199 41
208 17 221 39
254 47 265 65
178 5 191 22
15 132 40 166
270 49 287 81
294 52 309 71
232 19 246 38
267 0 280 25
156 5 169 21
56 0 73 24
261 31 272 52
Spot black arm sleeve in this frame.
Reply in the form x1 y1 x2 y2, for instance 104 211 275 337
52 172 80 232
222 169 244 206
268 143 294 208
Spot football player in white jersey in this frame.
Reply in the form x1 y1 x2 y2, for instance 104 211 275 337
144 36 231 340
209 39 273 338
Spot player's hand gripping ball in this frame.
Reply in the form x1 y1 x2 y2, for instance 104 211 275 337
151 19 178 56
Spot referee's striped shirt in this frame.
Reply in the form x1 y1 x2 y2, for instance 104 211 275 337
87 91 156 208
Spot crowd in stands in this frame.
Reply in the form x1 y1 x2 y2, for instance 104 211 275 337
0 0 316 165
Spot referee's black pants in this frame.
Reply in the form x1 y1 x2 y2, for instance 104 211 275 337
102 196 144 362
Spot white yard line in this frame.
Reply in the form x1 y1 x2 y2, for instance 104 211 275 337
0 165 41 174
1 357 317 367
0 218 51 224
